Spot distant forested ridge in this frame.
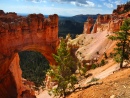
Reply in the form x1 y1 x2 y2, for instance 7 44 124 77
58 14 98 38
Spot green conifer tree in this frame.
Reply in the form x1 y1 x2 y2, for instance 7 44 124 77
109 18 130 68
48 39 77 97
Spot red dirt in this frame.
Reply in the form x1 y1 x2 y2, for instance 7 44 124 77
67 68 130 98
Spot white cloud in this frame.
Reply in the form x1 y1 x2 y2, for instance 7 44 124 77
51 4 54 6
107 0 123 5
114 0 122 5
104 3 113 8
98 4 102 7
86 1 95 7
50 0 95 7
70 1 94 7
6 5 108 16
26 0 46 3
108 0 112 2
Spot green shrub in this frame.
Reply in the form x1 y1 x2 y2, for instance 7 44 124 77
96 51 99 55
91 64 97 69
80 67 87 76
100 59 106 66
110 53 114 58
88 77 99 83
104 52 108 59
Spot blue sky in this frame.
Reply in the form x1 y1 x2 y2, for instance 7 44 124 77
0 0 128 16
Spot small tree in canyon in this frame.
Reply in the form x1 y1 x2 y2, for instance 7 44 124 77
48 39 77 97
109 18 130 68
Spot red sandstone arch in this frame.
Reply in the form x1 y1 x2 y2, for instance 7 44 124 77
0 11 59 98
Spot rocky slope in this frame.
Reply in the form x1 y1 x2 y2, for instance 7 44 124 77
67 66 130 98
66 3 130 98
68 4 130 69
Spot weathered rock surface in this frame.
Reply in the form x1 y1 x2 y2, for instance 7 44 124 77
83 17 94 34
0 10 59 98
113 3 130 15
91 4 130 34
87 14 122 34
83 10 130 34
71 4 130 69
83 2 130 34
97 14 111 24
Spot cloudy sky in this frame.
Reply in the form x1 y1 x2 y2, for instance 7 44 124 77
0 0 127 16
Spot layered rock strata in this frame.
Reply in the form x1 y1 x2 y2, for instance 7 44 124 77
74 4 130 69
0 10 59 98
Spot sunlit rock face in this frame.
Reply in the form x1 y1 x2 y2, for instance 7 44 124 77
83 3 130 34
74 4 130 70
0 10 59 98
113 4 130 15
95 14 122 33
83 13 124 34
91 4 130 34
83 17 94 34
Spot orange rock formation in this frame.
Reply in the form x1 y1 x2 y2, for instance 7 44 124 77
83 13 127 34
84 2 130 34
113 3 130 15
0 10 59 98
83 17 94 34
77 3 130 69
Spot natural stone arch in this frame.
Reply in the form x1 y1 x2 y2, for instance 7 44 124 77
0 10 59 98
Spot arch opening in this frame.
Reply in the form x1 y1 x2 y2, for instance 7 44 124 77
18 51 50 90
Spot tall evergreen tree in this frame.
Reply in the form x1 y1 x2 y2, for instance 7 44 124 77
48 39 77 97
109 18 130 68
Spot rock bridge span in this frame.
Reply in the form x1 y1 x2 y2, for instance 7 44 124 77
0 10 59 98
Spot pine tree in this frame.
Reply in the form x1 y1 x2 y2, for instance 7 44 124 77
48 39 77 97
109 18 130 68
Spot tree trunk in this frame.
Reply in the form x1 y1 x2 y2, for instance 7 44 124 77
120 31 127 68
120 57 123 68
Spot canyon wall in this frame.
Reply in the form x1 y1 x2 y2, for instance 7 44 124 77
83 3 130 34
73 4 130 69
0 10 59 98
83 17 94 34
83 14 123 34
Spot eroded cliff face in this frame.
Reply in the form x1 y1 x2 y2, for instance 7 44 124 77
84 14 123 34
113 3 130 15
70 4 130 69
83 17 94 34
87 15 128 34
0 10 59 98
88 4 130 34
